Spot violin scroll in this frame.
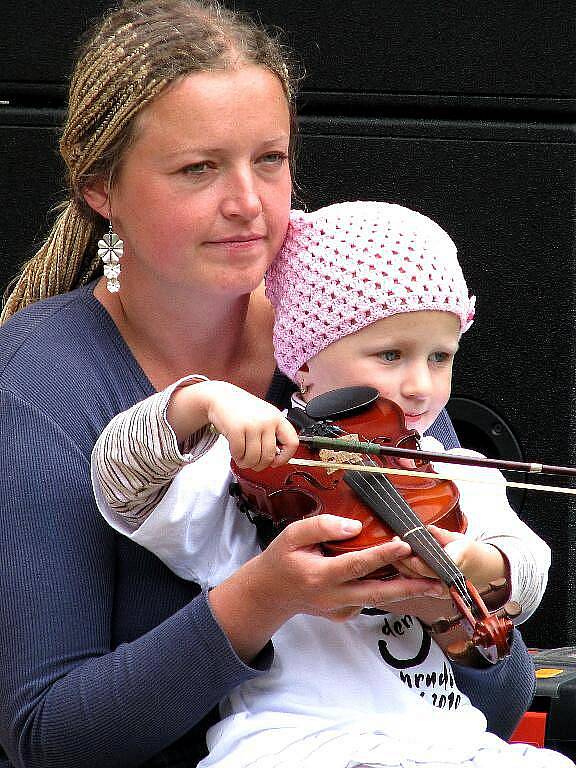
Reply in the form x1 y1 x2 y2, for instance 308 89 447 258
422 580 521 665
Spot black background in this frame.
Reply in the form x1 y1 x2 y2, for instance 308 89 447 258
1 1 576 650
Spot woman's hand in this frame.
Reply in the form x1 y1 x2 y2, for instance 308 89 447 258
167 379 299 470
208 515 443 663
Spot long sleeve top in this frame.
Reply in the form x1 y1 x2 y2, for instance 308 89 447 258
0 285 274 768
0 284 536 768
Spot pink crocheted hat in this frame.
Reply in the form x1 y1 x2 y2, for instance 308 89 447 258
266 200 475 381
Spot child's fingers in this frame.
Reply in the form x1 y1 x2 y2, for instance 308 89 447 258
427 524 463 546
271 419 300 466
232 415 296 471
395 556 438 580
225 428 247 466
233 423 268 469
248 426 280 471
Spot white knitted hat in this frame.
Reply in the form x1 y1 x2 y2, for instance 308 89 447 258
265 200 475 381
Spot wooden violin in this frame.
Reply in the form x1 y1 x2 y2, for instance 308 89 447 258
230 386 520 665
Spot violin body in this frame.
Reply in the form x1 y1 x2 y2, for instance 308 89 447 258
230 386 518 664
231 395 465 577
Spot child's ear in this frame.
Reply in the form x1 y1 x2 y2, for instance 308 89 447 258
296 363 311 396
82 179 111 219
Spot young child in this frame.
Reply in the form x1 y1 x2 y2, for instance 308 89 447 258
92 202 565 768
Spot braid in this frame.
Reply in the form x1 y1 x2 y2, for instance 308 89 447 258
1 201 98 323
1 0 298 324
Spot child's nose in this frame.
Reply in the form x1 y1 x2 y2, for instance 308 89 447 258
402 362 433 398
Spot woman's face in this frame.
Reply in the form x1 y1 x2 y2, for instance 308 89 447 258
103 65 292 299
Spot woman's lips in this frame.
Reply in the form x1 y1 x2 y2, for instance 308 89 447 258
208 234 264 244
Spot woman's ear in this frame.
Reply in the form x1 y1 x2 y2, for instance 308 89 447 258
82 180 111 218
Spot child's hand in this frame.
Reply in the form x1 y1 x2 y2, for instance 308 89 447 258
168 380 299 471
394 524 509 592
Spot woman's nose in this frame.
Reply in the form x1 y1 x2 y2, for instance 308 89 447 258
221 168 263 221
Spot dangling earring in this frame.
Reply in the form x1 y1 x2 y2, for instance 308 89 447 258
299 380 308 396
97 221 124 293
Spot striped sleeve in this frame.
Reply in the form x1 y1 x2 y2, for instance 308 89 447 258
91 375 219 531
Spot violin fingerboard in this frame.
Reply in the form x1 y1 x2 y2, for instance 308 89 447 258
344 469 465 591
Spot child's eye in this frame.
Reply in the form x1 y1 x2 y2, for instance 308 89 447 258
379 350 400 362
430 351 451 364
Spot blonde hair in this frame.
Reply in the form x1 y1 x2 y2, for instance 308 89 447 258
1 0 297 323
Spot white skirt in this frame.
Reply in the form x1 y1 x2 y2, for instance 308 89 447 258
199 719 574 768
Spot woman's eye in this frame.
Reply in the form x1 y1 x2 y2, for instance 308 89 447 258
379 350 400 362
258 152 288 166
182 161 212 175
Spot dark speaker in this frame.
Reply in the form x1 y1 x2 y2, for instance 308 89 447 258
0 112 66 296
294 115 576 648
446 397 527 514
238 0 576 113
2 2 111 99
3 2 575 112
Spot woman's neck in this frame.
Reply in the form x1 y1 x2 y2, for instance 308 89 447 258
94 277 275 394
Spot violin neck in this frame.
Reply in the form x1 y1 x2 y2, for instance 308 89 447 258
295 412 471 605
344 469 470 604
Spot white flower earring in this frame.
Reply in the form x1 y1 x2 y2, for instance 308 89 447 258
97 221 124 293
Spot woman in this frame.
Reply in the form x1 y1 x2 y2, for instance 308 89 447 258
0 2 535 767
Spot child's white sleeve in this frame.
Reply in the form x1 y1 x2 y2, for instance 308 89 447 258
422 437 551 624
115 439 260 587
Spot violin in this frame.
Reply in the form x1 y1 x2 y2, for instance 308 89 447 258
230 386 520 665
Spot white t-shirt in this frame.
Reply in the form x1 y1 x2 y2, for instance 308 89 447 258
95 432 551 768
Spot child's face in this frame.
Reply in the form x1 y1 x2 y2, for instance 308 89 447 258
301 311 460 435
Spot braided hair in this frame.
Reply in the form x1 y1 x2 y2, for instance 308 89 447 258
1 0 297 323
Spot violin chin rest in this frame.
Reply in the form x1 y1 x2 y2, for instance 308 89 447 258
305 386 379 420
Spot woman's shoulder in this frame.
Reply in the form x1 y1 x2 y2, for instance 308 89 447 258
1 283 107 365
0 284 152 445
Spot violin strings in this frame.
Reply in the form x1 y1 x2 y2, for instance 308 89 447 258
346 461 471 606
317 423 471 604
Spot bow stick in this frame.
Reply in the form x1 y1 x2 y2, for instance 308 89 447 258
297 434 576 478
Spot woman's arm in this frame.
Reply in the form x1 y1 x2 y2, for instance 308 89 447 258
424 407 460 448
0 392 272 768
453 629 535 740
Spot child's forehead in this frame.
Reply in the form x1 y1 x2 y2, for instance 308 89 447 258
351 311 461 344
